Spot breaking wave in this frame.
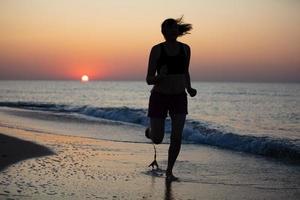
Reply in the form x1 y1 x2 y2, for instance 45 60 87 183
1 101 299 162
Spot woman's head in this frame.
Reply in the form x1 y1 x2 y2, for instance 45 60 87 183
161 17 192 41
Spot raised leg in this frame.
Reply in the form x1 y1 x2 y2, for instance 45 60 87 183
148 118 165 144
146 118 165 169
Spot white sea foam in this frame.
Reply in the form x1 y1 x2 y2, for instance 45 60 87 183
1 101 299 162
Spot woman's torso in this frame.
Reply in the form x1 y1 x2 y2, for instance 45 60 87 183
152 42 187 94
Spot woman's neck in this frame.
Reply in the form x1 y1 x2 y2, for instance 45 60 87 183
165 39 177 44
164 40 178 48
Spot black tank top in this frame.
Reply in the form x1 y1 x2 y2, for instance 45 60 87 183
156 42 186 75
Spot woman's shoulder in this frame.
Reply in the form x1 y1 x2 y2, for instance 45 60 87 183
150 43 163 54
152 42 164 49
178 42 190 56
178 42 190 49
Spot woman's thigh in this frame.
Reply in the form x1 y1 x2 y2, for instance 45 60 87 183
150 118 165 144
170 114 186 140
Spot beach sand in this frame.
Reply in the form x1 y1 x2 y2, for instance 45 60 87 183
0 133 53 172
0 125 299 199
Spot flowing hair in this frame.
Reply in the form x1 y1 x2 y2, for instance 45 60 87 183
161 16 192 37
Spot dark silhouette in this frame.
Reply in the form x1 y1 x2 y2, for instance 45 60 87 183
0 133 53 171
146 17 197 181
148 144 159 169
164 178 174 200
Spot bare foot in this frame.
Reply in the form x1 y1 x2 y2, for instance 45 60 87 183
166 172 179 182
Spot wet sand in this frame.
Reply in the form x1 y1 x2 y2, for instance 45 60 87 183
0 133 53 172
0 125 299 200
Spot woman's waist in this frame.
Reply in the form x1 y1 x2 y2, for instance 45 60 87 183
151 88 186 96
152 74 186 94
152 84 186 95
158 68 185 75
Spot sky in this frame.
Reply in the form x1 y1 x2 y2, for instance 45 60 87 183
0 0 299 82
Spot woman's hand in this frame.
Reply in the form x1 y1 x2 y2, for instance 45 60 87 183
187 87 197 97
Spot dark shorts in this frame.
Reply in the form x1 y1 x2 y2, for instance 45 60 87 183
147 91 188 118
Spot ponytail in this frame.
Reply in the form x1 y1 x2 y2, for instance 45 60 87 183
161 16 192 37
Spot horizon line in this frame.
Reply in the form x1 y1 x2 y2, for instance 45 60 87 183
0 79 299 83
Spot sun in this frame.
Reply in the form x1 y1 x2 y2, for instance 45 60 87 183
81 75 89 82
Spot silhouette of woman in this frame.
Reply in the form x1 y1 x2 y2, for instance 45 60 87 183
146 17 197 181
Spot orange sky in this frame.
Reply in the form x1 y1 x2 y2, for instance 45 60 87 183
0 0 299 81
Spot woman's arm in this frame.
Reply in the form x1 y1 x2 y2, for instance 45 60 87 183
183 44 197 97
146 45 166 85
183 44 191 88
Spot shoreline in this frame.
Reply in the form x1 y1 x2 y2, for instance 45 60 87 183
1 125 300 199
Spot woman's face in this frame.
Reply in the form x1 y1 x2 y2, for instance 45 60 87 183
163 23 179 41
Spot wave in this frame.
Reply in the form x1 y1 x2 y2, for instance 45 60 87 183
0 101 299 162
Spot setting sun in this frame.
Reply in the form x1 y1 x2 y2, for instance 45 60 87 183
81 75 89 82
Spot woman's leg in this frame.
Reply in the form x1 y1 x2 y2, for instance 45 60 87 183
166 114 186 178
149 118 165 144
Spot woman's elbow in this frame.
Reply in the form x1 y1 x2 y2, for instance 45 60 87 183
146 77 153 85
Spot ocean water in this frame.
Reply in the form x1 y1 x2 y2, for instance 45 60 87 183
0 81 299 162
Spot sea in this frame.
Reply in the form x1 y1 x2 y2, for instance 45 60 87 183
0 80 299 162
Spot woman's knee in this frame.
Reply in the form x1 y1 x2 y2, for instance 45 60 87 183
152 137 163 144
170 132 182 144
151 130 164 144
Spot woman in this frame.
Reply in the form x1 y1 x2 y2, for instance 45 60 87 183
145 17 197 181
